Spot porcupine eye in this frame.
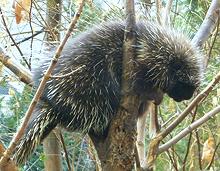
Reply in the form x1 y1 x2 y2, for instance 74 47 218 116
166 62 197 102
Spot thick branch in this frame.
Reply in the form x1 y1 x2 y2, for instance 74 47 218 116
0 143 18 171
192 0 220 47
121 0 136 96
137 104 149 164
162 0 173 26
43 0 63 170
149 103 160 138
43 131 63 171
0 47 32 85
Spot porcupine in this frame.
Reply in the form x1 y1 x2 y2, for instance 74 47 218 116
13 20 202 164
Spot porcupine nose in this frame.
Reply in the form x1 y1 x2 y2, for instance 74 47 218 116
168 82 196 102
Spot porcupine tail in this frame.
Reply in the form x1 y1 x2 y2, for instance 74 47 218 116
13 101 58 165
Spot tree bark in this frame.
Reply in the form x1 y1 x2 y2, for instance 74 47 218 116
46 0 62 42
90 0 138 170
43 131 62 171
43 0 62 170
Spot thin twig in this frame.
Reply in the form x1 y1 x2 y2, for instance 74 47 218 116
33 1 57 41
28 0 34 69
159 70 220 140
158 105 220 154
161 112 177 128
0 0 85 167
0 7 31 70
59 132 72 171
51 65 86 78
165 150 178 171
195 131 202 170
182 107 198 171
207 16 219 65
11 29 44 46
170 147 178 171
32 1 48 27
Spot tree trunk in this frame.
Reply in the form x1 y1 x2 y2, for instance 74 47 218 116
43 131 62 171
89 0 138 170
43 0 62 170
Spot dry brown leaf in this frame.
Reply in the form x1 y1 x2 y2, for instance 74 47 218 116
201 137 215 165
0 143 5 155
14 0 31 24
15 0 22 24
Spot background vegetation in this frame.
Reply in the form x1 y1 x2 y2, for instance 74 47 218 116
0 0 219 170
